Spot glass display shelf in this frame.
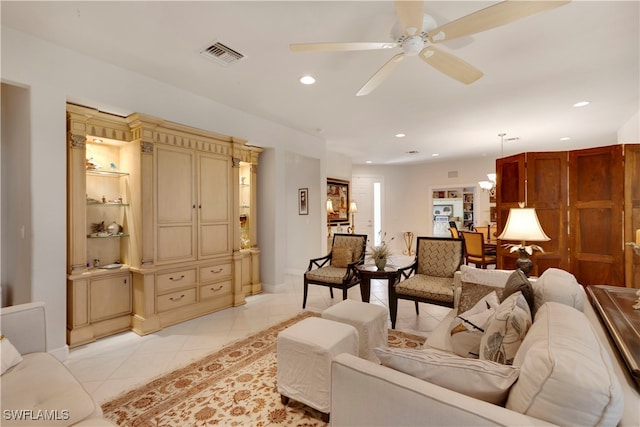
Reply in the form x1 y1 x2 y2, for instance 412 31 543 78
86 169 129 177
87 201 129 207
87 233 129 239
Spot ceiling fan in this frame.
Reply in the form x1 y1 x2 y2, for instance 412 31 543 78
290 1 570 96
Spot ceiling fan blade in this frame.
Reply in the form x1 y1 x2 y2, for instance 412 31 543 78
428 0 570 43
290 42 397 52
394 0 425 36
420 46 483 84
357 53 405 96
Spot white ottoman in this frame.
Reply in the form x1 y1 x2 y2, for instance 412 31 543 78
322 299 388 363
277 316 358 416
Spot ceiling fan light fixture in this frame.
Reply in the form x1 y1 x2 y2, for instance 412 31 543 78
401 36 424 56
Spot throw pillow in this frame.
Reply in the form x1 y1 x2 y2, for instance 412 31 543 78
449 291 499 358
374 347 520 405
331 247 353 268
458 281 504 314
532 268 583 317
480 292 532 365
500 269 534 314
1 334 23 374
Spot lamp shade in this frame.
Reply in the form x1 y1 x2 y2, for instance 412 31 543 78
497 207 550 242
326 199 334 214
349 201 358 213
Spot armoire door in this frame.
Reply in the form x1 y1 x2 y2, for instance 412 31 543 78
496 153 526 271
569 145 624 286
198 153 231 258
155 146 197 263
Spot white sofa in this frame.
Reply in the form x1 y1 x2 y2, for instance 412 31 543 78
331 267 640 427
0 302 116 426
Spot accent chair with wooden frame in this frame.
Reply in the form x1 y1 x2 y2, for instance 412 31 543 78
460 230 497 268
389 237 464 329
303 233 367 309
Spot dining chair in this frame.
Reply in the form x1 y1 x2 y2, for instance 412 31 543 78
460 231 497 269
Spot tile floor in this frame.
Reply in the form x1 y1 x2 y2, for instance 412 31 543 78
64 270 451 406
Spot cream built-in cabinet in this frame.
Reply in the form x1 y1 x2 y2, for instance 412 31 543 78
66 104 262 346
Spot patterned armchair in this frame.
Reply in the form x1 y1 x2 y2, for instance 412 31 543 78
303 233 367 309
389 236 464 328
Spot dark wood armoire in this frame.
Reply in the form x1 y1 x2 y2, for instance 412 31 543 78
496 144 639 288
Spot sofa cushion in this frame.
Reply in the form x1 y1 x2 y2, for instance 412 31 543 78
500 269 534 314
0 352 96 426
331 247 353 268
1 335 23 375
374 347 520 405
449 291 499 358
395 275 454 303
305 266 347 284
532 268 583 316
507 302 623 427
480 292 532 365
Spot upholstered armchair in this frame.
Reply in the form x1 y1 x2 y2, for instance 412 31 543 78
389 237 464 328
303 233 367 309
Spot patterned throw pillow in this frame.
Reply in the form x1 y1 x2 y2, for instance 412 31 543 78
449 291 499 358
500 269 534 314
331 247 353 268
458 281 504 314
480 292 532 365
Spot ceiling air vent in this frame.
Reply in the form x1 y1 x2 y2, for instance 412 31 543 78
200 42 245 66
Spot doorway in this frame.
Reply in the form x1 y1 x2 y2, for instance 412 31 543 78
351 175 383 245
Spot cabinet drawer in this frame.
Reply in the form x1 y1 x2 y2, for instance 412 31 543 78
199 263 232 282
200 280 232 300
157 288 196 312
157 269 196 293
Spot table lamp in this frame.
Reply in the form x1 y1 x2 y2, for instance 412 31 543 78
348 201 358 234
326 199 334 238
497 204 550 276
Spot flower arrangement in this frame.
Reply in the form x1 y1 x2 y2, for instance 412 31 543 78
367 232 394 269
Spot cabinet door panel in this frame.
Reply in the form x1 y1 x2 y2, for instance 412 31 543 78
157 148 194 223
157 225 194 262
200 224 230 257
90 274 132 322
199 155 229 223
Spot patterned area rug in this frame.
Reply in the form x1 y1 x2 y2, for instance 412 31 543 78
102 311 425 426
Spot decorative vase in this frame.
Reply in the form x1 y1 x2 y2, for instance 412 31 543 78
515 249 533 277
375 258 387 270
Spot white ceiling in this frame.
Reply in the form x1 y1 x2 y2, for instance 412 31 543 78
2 1 639 165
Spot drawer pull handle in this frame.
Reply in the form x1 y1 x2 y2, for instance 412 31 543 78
210 285 223 292
169 275 185 281
210 268 223 274
169 294 185 302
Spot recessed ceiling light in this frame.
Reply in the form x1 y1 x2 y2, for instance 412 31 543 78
573 101 590 107
365 160 373 164
395 133 406 138
432 153 439 157
560 137 571 141
299 75 316 85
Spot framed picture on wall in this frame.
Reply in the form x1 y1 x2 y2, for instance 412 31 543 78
298 188 308 215
327 178 349 224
